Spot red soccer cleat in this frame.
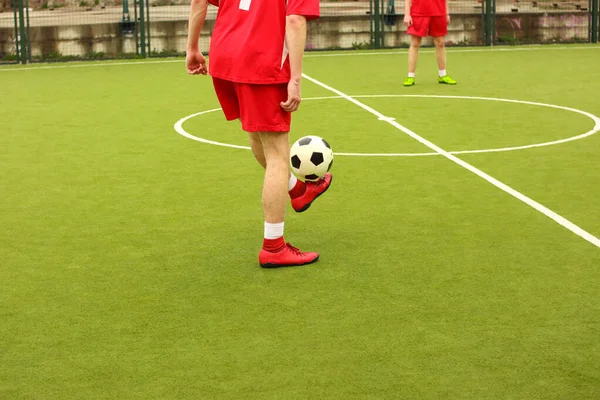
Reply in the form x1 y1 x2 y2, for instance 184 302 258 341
290 173 333 213
259 242 320 268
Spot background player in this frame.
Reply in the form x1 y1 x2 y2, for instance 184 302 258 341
185 0 332 268
403 0 457 86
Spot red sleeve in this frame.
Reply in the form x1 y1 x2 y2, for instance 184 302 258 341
208 0 218 6
287 0 320 20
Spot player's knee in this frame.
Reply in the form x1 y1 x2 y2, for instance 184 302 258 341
410 37 422 49
434 38 445 48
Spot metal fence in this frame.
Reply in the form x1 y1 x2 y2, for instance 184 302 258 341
1 0 598 64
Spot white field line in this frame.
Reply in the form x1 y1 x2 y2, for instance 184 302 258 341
305 45 600 58
173 95 600 156
302 73 600 249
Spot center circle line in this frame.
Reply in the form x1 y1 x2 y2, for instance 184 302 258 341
173 95 600 156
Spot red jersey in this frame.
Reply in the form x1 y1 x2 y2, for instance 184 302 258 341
411 0 446 17
207 0 320 84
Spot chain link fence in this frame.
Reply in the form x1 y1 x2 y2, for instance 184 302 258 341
494 0 593 44
1 0 598 64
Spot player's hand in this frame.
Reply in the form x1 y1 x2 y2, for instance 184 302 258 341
186 49 207 75
447 14 451 23
404 15 413 26
281 80 301 112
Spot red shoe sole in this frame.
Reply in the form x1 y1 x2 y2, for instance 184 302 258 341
260 255 320 269
294 175 333 213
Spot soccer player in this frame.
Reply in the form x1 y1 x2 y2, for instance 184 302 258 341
403 0 457 86
185 0 332 268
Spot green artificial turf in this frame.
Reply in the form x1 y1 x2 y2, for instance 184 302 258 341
1 45 599 399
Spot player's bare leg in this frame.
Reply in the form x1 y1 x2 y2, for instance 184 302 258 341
434 36 457 84
434 36 446 72
258 131 319 268
258 132 288 224
248 132 332 213
408 35 422 74
248 132 266 168
404 35 422 86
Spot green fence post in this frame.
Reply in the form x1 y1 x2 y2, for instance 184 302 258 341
485 0 492 45
480 0 485 45
26 0 31 62
492 0 496 44
380 0 385 47
134 0 139 55
17 0 27 63
374 0 381 48
139 0 146 57
592 0 598 43
369 0 374 48
13 0 20 61
145 0 151 55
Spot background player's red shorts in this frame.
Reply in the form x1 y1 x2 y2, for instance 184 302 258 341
212 78 291 133
407 16 448 37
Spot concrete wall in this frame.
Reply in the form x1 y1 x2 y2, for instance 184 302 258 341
0 11 592 60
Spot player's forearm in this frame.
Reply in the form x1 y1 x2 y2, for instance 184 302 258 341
405 0 411 15
285 15 307 83
186 0 208 51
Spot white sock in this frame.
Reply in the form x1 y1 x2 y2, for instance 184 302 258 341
408 72 415 78
439 69 446 77
288 173 298 192
264 222 284 239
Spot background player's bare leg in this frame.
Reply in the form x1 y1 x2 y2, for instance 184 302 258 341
433 36 446 71
258 132 290 224
248 132 266 168
408 35 422 75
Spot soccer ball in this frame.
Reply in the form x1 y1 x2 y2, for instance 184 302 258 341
290 135 334 182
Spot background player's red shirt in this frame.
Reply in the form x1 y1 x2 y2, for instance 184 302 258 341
410 0 446 17
208 0 320 84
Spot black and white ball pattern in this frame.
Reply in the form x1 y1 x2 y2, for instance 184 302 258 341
290 135 334 182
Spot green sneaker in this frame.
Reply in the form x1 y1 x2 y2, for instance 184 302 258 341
438 75 457 85
403 77 415 86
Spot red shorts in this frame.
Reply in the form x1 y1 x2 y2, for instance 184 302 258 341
212 78 291 133
407 16 448 37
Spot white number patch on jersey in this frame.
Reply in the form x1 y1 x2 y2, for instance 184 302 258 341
239 0 251 10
